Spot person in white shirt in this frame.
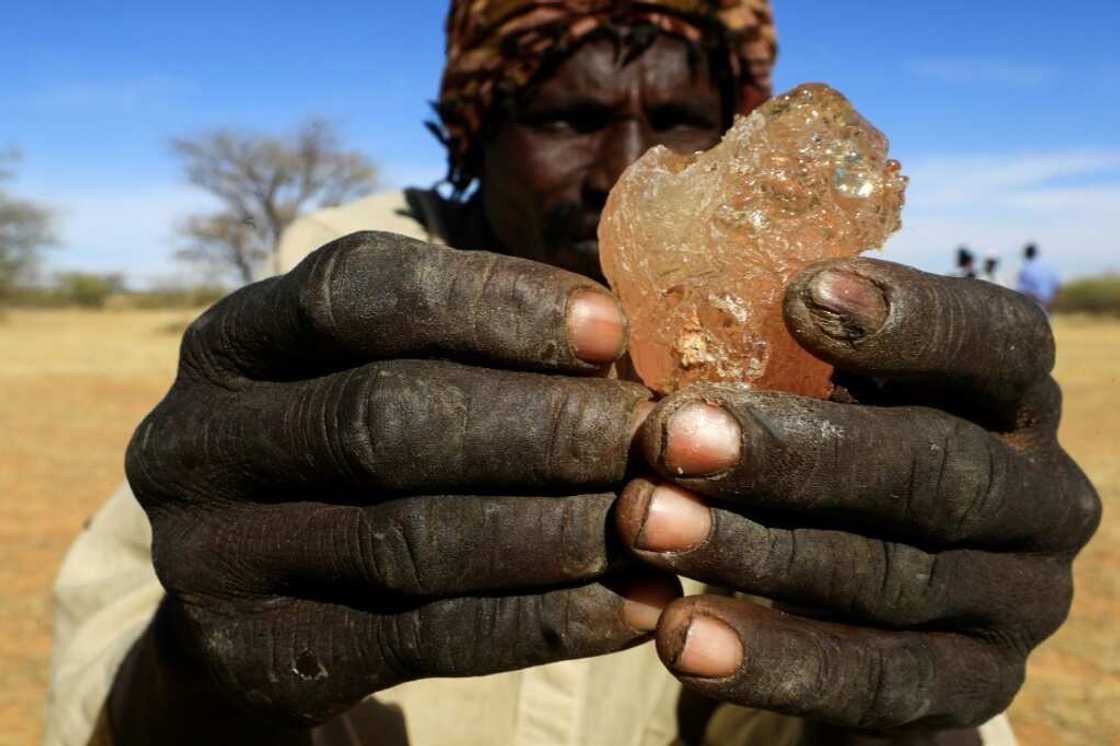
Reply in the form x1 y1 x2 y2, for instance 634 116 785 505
981 253 1010 288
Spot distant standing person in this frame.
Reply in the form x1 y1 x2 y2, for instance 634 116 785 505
955 245 977 278
1017 243 1061 312
981 253 1009 287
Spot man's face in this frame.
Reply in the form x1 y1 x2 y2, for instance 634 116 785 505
480 34 726 281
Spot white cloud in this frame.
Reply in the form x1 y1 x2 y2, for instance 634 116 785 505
906 58 1058 87
20 158 454 288
25 75 197 114
22 182 218 287
886 150 1120 278
904 150 1120 209
1003 186 1120 212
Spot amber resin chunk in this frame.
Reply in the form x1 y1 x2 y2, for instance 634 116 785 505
599 83 907 397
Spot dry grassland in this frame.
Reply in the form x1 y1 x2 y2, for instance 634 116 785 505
0 309 1116 745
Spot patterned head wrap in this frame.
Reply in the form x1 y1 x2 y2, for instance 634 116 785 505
434 0 778 190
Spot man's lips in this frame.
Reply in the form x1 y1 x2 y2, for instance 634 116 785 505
542 207 605 278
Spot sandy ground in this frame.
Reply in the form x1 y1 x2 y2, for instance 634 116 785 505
1 309 1116 745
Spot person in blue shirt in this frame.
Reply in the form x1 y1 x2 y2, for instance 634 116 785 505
1017 243 1061 312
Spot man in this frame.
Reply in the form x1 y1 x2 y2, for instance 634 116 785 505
47 2 1099 745
954 246 977 279
980 253 1007 288
1017 243 1061 312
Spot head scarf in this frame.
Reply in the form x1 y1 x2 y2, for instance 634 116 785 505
434 0 778 189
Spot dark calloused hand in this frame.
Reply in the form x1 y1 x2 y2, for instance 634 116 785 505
124 231 681 730
616 258 1100 735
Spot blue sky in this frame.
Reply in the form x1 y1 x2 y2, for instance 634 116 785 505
2 0 1117 286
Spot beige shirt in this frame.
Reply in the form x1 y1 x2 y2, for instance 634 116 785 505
45 191 1017 746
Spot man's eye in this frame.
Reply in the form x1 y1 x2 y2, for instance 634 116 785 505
649 106 716 133
525 107 610 135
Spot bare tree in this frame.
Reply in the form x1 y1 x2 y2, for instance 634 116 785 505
0 149 56 299
172 119 377 284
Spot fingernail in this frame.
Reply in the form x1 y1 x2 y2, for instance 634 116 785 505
664 403 741 476
807 269 888 339
568 290 627 364
675 615 743 678
620 575 682 632
636 485 711 552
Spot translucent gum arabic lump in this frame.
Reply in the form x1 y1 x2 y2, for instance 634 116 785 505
599 83 908 397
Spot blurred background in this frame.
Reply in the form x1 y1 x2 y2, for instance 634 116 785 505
0 2 1116 744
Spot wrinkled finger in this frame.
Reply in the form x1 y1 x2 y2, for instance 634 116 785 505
655 595 1022 732
784 258 1053 411
130 359 651 499
156 494 625 599
181 574 680 725
637 387 1097 551
616 479 1072 639
181 231 627 382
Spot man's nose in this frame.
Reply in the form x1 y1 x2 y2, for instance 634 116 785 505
584 119 650 209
